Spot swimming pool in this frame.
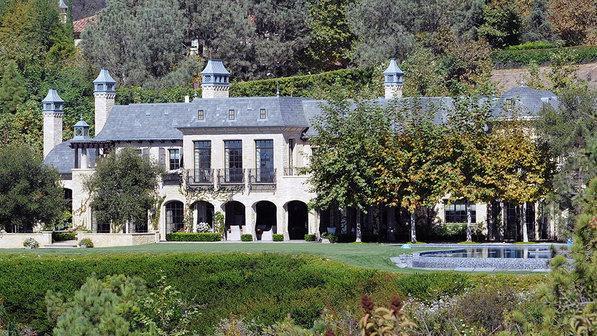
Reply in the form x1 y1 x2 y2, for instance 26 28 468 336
419 246 553 259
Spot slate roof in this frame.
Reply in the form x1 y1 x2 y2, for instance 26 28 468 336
201 59 230 75
492 86 558 117
42 89 64 103
94 96 310 141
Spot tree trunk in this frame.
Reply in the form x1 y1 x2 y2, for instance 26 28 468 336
487 202 494 241
410 212 417 243
522 203 528 242
466 200 473 242
499 201 505 241
534 201 540 241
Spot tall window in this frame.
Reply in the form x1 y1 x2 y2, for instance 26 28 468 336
194 141 211 183
224 140 242 182
288 138 294 169
255 140 274 182
228 109 236 120
166 201 184 232
168 149 181 170
445 201 476 223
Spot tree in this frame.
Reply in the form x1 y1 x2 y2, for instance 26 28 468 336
46 274 199 335
536 86 596 229
308 99 393 242
522 0 553 42
0 143 63 232
85 148 163 233
401 47 448 97
548 0 597 45
478 1 523 48
82 0 193 87
0 61 28 115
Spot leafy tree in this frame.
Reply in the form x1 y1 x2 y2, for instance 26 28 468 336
478 1 523 48
522 0 553 42
82 0 193 87
85 148 163 233
46 274 199 335
308 99 393 241
548 0 597 45
401 47 449 97
0 143 63 232
0 60 28 114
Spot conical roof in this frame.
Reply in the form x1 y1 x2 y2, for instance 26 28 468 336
42 89 64 103
93 68 116 84
383 58 403 75
201 59 230 75
58 0 68 9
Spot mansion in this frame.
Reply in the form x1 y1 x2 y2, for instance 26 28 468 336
43 59 560 242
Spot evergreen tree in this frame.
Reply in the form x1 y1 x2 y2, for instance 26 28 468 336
478 1 523 48
522 0 553 42
0 61 28 114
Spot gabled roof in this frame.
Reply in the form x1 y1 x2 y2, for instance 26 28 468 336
492 86 558 117
73 15 97 34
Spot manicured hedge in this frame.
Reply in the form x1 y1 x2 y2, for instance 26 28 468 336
492 46 597 68
241 234 253 242
51 231 76 242
273 234 284 241
165 232 221 242
0 253 543 334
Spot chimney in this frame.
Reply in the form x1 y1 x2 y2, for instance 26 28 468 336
201 59 230 99
93 68 116 135
42 89 64 158
184 95 190 103
383 58 404 100
58 0 68 24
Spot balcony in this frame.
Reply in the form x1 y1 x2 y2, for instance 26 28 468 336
218 168 245 190
162 172 182 185
283 167 308 176
187 169 214 189
249 168 276 191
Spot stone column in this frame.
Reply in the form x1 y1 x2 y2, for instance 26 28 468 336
277 203 288 240
245 203 255 237
80 148 89 169
308 210 319 237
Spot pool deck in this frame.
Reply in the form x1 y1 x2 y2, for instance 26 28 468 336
392 243 565 272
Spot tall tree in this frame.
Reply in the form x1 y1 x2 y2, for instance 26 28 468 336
0 143 63 232
308 99 393 241
401 46 449 97
548 0 597 45
85 148 163 233
478 1 523 48
0 61 28 114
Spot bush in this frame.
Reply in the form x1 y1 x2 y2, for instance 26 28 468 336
304 234 316 242
22 238 39 249
273 234 284 242
240 234 253 242
166 232 221 242
492 45 597 68
0 253 543 335
52 232 76 242
78 238 93 248
321 233 337 243
507 40 558 50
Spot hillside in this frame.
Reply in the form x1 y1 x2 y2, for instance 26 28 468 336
491 62 597 92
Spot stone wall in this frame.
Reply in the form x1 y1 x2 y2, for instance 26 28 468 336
0 232 52 249
77 232 159 247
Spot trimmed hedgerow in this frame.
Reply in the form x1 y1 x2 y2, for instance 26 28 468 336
272 234 285 241
492 46 597 68
52 231 76 242
241 234 253 242
0 253 543 334
166 232 222 242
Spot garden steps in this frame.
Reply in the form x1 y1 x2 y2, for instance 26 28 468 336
44 240 78 248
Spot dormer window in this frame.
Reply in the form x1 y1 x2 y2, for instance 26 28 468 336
228 109 236 120
259 109 267 119
197 109 205 121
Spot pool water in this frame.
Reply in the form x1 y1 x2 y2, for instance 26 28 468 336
420 247 553 259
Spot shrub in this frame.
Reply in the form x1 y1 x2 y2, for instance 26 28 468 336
52 232 76 242
165 232 221 242
273 234 284 242
304 234 316 242
507 40 558 50
78 238 93 248
0 253 542 335
195 222 211 233
321 233 337 243
492 45 597 67
22 238 39 249
240 234 253 242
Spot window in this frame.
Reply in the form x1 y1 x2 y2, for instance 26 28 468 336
197 110 205 121
228 109 236 120
288 138 294 169
168 149 181 170
166 201 184 232
224 140 242 182
445 201 476 223
255 140 274 182
259 108 267 119
193 141 211 183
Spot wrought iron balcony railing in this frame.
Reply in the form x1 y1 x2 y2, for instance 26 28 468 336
188 169 214 187
249 168 276 184
218 168 245 185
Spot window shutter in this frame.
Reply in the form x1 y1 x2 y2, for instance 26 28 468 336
159 148 166 167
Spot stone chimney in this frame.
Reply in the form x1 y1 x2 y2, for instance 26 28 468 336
42 89 64 158
383 58 404 100
93 68 116 135
58 0 68 24
201 59 230 99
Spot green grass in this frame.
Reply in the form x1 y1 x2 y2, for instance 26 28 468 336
0 242 435 273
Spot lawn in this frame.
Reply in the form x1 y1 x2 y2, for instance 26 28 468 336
0 242 434 272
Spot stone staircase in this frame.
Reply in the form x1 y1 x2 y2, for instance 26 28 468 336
43 240 78 249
